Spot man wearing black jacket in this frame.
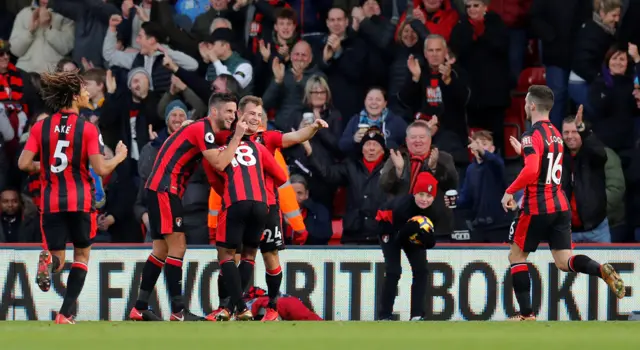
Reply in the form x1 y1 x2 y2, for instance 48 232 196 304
561 107 611 243
375 171 439 321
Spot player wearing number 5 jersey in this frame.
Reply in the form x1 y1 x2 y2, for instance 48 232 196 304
502 85 625 321
203 126 287 321
131 92 247 322
18 70 128 324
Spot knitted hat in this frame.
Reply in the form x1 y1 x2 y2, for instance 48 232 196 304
127 67 151 89
164 100 188 123
360 127 386 149
412 171 438 196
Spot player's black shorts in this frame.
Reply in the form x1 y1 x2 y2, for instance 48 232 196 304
41 212 97 251
259 204 285 253
216 200 269 250
146 189 185 239
509 210 572 252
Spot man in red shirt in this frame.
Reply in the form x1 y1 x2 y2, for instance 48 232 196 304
18 70 128 324
502 85 625 321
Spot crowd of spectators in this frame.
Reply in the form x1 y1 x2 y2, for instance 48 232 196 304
1 0 639 245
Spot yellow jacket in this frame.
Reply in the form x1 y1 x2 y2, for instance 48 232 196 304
208 149 306 232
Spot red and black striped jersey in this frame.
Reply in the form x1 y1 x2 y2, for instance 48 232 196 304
506 120 570 215
24 111 103 213
145 119 217 197
203 139 286 209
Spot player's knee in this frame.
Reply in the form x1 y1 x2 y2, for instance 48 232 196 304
554 259 570 272
151 241 168 260
72 247 90 264
241 247 258 260
508 250 526 265
217 247 235 261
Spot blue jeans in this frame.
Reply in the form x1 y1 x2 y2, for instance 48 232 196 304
572 218 611 243
545 66 569 129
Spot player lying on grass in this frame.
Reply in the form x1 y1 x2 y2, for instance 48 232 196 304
240 286 322 321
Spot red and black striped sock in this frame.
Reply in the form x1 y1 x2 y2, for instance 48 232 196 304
510 263 533 316
238 258 255 293
266 265 282 305
135 254 165 310
165 256 184 313
568 255 601 277
59 262 88 317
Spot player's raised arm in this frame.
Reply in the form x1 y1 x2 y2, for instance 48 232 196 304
505 132 542 195
90 141 128 176
281 119 329 148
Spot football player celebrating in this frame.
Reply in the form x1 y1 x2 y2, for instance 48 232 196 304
375 171 441 321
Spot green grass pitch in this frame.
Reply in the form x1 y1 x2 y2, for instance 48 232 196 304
0 321 637 349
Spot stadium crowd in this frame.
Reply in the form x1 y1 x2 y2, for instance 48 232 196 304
0 0 639 245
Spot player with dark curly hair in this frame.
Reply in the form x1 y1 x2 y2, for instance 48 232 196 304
18 69 128 324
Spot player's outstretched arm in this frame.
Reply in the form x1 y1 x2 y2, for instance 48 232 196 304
90 141 128 176
281 119 328 148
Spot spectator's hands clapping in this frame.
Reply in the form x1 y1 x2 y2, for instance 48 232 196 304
272 57 285 83
109 15 123 32
323 42 334 62
105 70 117 94
327 34 342 52
412 8 426 24
121 0 134 17
389 149 404 177
426 115 438 135
439 55 455 84
427 147 439 170
39 7 52 27
148 125 158 140
277 44 290 62
351 7 365 31
198 42 211 63
29 9 39 33
291 61 304 82
629 43 640 63
81 57 95 70
136 5 150 22
259 40 271 63
407 54 421 81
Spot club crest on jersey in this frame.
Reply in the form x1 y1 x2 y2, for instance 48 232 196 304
522 136 532 147
205 132 215 144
